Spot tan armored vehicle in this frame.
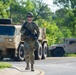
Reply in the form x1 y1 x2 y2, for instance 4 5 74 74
49 38 76 57
0 19 48 61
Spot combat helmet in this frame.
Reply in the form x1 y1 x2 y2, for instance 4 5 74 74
27 12 33 17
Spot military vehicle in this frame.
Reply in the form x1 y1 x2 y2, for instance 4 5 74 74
0 19 48 61
49 38 76 57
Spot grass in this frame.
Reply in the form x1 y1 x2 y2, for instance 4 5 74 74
0 62 12 69
64 53 76 57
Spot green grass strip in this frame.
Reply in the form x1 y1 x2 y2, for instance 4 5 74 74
64 53 76 57
0 62 12 69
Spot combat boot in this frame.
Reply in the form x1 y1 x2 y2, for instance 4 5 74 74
25 63 30 70
31 64 34 71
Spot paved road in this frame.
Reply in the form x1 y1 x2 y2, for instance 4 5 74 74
4 57 76 75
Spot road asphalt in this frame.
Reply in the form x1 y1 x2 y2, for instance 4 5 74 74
0 66 45 75
1 57 76 75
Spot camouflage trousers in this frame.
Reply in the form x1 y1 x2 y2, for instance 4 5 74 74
24 40 38 64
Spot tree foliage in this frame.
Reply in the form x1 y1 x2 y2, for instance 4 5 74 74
53 0 76 9
0 0 9 18
53 0 76 37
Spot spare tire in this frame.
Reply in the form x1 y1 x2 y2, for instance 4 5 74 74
35 43 42 60
15 44 25 61
42 43 48 59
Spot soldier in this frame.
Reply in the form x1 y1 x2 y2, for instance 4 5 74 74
21 12 40 71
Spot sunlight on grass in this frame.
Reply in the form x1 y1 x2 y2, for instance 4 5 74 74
64 53 76 57
0 62 12 69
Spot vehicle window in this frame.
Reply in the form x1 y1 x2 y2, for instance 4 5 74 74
60 39 68 44
0 26 15 36
69 41 76 44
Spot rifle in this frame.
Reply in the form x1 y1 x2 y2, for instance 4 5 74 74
23 23 38 40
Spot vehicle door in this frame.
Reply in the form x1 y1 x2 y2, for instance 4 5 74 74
68 40 76 53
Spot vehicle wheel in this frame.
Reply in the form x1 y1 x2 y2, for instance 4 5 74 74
42 43 48 59
35 43 42 60
51 48 65 57
16 44 25 61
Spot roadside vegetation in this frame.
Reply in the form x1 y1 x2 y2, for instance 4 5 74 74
0 62 12 69
64 54 76 57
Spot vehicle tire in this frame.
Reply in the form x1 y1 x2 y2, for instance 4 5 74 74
15 44 25 61
42 43 48 59
35 43 42 60
51 48 65 57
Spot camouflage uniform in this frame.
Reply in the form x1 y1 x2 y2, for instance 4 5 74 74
21 21 39 70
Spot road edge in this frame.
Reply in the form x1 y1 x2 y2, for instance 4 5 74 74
12 66 45 75
37 69 45 75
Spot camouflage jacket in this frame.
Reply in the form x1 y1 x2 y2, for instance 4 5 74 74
21 21 40 41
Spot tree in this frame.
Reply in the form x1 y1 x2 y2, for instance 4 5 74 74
53 0 76 9
53 0 76 37
0 0 10 18
32 0 52 21
53 8 75 36
8 0 53 24
36 19 64 45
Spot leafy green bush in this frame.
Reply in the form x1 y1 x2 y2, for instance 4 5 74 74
46 23 64 45
36 19 64 46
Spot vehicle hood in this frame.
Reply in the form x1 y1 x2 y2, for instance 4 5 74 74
52 44 65 46
49 43 67 50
